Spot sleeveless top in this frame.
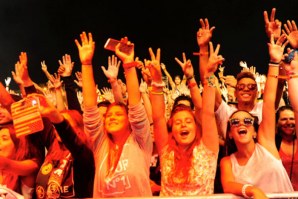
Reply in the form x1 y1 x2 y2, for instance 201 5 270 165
230 143 294 193
160 141 218 196
279 146 298 191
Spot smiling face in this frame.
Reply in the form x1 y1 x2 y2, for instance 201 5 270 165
104 105 130 136
0 128 15 158
277 109 295 137
228 111 257 144
235 77 258 105
171 110 197 147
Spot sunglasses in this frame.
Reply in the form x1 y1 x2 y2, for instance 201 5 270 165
236 83 257 91
229 118 254 127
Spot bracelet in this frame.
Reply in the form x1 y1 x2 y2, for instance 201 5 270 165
269 61 280 65
269 74 298 80
188 82 197 89
108 78 117 84
186 75 194 81
123 61 139 69
268 63 279 67
150 91 164 95
151 81 165 88
205 74 216 88
193 52 209 56
242 184 253 198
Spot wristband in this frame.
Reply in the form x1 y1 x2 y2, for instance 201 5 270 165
123 61 139 69
187 82 197 89
193 52 209 56
151 81 165 88
108 78 117 84
186 75 194 81
150 91 164 95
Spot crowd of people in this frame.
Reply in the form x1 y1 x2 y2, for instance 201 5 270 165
0 7 297 199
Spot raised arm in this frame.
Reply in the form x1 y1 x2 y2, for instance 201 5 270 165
57 54 82 113
201 42 224 152
114 37 140 106
174 52 202 122
284 49 298 137
101 55 124 103
161 63 175 90
148 48 168 154
74 32 96 108
258 34 288 157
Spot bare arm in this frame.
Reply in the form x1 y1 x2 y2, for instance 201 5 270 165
258 34 288 157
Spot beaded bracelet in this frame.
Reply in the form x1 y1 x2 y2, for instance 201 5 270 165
242 184 253 198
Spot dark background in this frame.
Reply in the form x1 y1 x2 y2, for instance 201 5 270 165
0 0 297 91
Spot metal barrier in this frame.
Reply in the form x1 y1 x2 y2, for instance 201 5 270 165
81 192 298 199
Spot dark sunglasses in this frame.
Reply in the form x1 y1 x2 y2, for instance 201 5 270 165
236 83 257 91
229 118 254 127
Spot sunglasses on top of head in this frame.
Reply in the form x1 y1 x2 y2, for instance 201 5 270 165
236 83 257 91
229 118 254 127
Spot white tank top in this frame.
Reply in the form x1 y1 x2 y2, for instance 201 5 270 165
230 143 294 193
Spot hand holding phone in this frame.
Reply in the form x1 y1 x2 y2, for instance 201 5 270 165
104 38 133 54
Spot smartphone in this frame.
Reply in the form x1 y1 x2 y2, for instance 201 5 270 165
11 96 44 137
104 38 133 54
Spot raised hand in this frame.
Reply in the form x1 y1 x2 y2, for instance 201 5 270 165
74 71 82 87
75 32 95 65
11 52 30 85
140 66 152 85
4 77 11 88
196 18 215 47
139 79 148 93
283 20 298 49
101 55 121 80
41 60 55 82
268 34 288 63
101 87 114 103
146 48 162 82
115 37 134 64
57 54 74 77
174 52 194 79
51 73 63 89
207 42 225 74
264 8 282 40
41 60 48 72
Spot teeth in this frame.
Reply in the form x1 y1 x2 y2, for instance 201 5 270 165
238 129 247 134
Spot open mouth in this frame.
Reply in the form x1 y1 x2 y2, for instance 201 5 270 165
238 129 247 135
180 130 190 137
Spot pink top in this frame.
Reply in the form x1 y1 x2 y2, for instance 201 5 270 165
279 145 298 191
83 102 153 197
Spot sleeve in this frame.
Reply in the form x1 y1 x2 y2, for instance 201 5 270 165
128 101 152 150
83 105 104 149
61 76 83 114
